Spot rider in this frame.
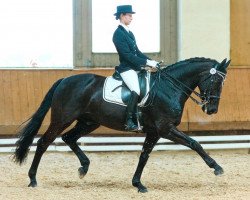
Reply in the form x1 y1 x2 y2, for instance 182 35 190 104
112 5 159 132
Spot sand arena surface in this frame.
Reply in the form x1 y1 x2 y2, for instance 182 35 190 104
0 150 249 200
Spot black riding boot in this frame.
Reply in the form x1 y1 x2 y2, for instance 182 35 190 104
125 91 139 132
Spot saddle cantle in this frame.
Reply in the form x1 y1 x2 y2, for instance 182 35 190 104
103 70 151 107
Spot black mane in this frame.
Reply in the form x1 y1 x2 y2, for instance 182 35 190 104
164 57 219 71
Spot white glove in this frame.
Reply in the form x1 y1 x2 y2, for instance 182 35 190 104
146 59 159 68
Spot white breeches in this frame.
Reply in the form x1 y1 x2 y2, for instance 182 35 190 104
120 70 140 95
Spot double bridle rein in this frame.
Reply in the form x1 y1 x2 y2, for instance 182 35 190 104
155 65 227 107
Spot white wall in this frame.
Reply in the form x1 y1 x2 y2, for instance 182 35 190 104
178 0 230 62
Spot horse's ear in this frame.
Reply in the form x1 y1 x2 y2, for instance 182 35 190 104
223 59 231 69
217 59 231 72
215 58 227 71
220 58 227 67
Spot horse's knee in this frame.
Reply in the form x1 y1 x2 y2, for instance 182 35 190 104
189 138 201 150
62 133 76 145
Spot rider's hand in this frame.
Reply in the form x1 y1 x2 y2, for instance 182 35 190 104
146 59 159 68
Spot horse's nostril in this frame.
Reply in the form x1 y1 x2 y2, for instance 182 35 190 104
209 108 218 114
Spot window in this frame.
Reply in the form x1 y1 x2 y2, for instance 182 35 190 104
92 0 160 53
0 0 73 68
74 0 177 67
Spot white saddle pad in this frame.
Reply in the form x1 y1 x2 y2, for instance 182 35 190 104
103 72 151 107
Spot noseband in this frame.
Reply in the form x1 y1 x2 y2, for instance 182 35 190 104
158 66 226 106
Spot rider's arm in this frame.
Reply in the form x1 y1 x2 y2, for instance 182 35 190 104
113 32 147 67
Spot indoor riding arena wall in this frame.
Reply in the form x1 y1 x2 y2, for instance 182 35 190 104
0 67 249 136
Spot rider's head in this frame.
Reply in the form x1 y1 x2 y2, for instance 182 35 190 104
114 5 135 25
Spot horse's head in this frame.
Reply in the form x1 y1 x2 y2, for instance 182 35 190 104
198 58 230 115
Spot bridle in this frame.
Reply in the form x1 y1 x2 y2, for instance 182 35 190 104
197 67 226 106
154 64 227 107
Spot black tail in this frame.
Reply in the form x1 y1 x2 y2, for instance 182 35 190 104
13 78 64 164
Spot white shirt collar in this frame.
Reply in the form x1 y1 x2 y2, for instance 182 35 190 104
120 23 130 32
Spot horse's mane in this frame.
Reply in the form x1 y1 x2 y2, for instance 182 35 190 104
163 57 218 71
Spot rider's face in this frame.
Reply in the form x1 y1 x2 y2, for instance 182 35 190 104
120 13 133 25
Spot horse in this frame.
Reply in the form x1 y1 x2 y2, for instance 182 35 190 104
13 57 230 193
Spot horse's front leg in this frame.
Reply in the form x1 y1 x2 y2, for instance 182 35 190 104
160 125 223 176
132 133 159 193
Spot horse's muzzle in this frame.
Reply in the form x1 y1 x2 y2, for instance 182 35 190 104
202 105 218 115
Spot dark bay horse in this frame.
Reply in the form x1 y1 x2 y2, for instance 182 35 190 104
14 57 230 192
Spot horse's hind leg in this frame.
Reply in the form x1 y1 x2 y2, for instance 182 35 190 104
132 133 159 193
161 126 223 176
62 120 100 178
28 122 71 187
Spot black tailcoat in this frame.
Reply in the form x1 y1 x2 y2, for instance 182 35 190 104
112 25 150 73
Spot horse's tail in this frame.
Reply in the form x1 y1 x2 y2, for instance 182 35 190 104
13 78 64 165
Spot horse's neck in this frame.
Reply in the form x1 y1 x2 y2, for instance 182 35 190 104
172 62 209 90
159 62 211 104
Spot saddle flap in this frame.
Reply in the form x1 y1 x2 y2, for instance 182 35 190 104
103 70 151 107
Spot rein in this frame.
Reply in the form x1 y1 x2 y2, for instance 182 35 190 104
161 73 206 106
148 65 226 107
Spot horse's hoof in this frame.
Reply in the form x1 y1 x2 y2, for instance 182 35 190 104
133 181 148 193
138 187 148 193
28 181 37 187
78 167 87 179
214 167 224 176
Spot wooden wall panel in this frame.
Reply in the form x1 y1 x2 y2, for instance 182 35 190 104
10 71 21 124
2 71 12 125
0 68 114 135
0 72 4 124
231 0 250 66
0 68 249 135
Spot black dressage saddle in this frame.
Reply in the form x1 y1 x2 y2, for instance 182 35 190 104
112 70 148 105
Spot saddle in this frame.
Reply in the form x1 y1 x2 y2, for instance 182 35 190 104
103 70 151 107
